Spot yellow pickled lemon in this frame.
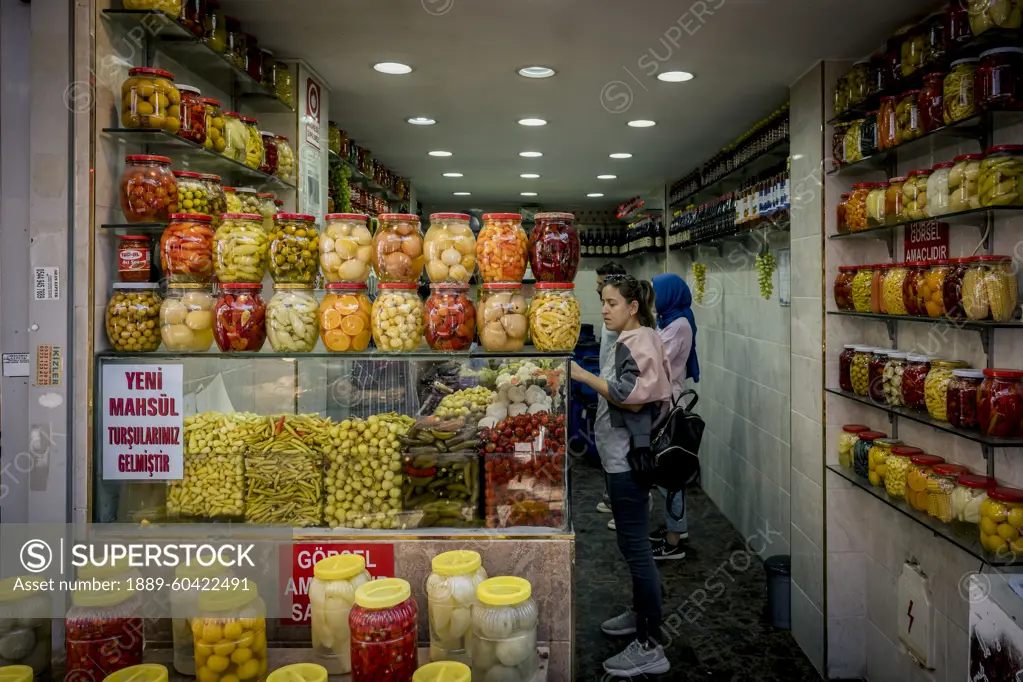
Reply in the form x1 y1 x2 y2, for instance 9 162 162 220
206 654 230 673
231 647 253 665
197 667 219 682
223 621 244 640
1010 538 1023 555
871 451 886 465
239 618 258 630
988 501 1009 523
201 623 224 644
981 517 999 537
868 472 881 486
213 641 236 656
1008 508 1023 529
237 658 261 681
195 642 213 658
221 676 240 682
136 83 156 98
252 630 267 655
876 465 887 479
235 631 255 649
998 523 1020 541
192 619 206 638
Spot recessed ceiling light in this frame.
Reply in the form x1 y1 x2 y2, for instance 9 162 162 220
609 153 633 159
520 173 540 179
520 151 543 158
374 62 412 75
628 120 656 128
518 66 556 79
518 118 547 126
521 192 538 197
443 172 463 178
407 117 436 125
429 150 453 157
597 174 617 180
657 71 694 82
453 192 471 196
587 193 604 197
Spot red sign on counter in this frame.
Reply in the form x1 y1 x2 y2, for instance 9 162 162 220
281 543 395 625
904 220 949 261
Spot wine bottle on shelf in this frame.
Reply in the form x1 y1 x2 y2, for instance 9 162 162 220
612 228 620 255
582 229 591 256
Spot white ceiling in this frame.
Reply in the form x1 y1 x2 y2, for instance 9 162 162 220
228 0 935 211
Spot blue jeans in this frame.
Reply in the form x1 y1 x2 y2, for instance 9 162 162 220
658 486 688 535
607 471 662 643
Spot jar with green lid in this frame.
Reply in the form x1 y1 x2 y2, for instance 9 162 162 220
963 255 1019 321
884 445 924 498
160 284 214 352
868 438 903 487
838 425 869 470
906 454 946 512
949 153 984 213
952 472 995 533
979 145 1023 207
309 554 372 674
170 560 233 675
903 170 931 220
269 213 319 283
851 346 873 396
981 486 1023 556
851 266 873 312
0 576 52 677
427 550 488 664
931 464 971 523
925 360 970 421
883 351 908 406
214 213 268 283
945 58 978 124
266 285 319 352
106 283 161 352
866 183 888 227
853 431 886 478
883 263 910 315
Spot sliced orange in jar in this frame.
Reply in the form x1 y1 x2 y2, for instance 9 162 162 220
335 295 360 315
324 329 351 351
352 329 372 351
321 308 342 331
321 293 338 310
358 297 372 317
341 314 365 336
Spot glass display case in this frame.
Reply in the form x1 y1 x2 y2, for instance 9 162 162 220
93 352 572 534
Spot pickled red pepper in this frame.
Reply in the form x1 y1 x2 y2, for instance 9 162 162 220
979 369 1023 438
529 212 580 282
350 580 418 682
160 214 215 282
425 284 476 351
213 283 266 351
65 617 144 681
902 357 931 410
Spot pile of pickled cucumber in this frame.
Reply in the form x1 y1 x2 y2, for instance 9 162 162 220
401 416 480 527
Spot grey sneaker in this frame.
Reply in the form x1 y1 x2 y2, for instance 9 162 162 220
603 639 670 677
597 501 613 514
608 517 617 530
600 610 637 636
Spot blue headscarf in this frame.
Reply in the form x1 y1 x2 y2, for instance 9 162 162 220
652 273 700 383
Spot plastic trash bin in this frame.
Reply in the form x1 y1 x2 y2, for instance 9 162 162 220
764 554 791 629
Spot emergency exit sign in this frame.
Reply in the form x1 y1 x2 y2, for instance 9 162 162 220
904 221 949 261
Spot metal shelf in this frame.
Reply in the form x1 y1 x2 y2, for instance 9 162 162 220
100 222 168 232
96 347 573 361
669 210 790 254
829 206 1022 241
670 136 790 208
827 115 987 175
329 151 403 203
827 465 1010 566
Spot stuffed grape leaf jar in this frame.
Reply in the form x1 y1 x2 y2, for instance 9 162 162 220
428 550 488 664
309 554 371 674
470 577 538 682
350 578 418 682
0 577 51 677
530 212 580 282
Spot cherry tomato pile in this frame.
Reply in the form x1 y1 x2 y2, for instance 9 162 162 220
65 617 144 682
349 596 418 682
529 212 580 282
424 285 476 351
119 155 177 223
160 213 214 282
213 284 267 351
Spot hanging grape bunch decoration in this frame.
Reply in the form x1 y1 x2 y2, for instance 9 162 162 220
755 251 777 300
693 263 707 304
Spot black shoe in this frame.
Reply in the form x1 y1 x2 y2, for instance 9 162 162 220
649 527 667 542
652 541 686 561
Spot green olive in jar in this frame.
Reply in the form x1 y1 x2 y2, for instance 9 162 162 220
106 284 161 352
269 214 320 284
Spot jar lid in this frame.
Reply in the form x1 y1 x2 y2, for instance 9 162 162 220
235 187 257 194
177 84 201 95
838 266 858 272
275 134 289 141
257 192 275 198
881 95 899 102
985 145 1023 154
166 283 208 290
952 369 985 378
956 472 995 488
274 200 284 206
909 169 933 176
989 486 1023 503
873 438 903 447
266 664 327 682
129 66 174 78
892 446 924 457
412 662 471 682
910 454 945 466
325 282 368 291
199 173 221 182
378 282 418 290
168 213 213 222
482 213 523 221
852 345 876 352
534 212 576 220
273 283 315 290
100 665 169 682
983 368 1023 378
313 553 366 581
954 153 985 162
354 577 411 609
199 97 221 106
906 354 932 362
890 177 909 182
430 282 470 291
906 261 928 267
0 576 40 603
933 464 969 477
951 58 980 66
859 431 888 440
887 351 908 359
972 255 1011 262
273 213 315 221
840 193 850 198
223 186 237 193
72 576 135 608
482 283 522 291
871 349 893 356
981 47 1023 57
844 344 858 349
0 666 35 682
325 213 369 222
901 90 920 97
930 259 950 265
379 213 419 221
431 550 482 576
175 558 227 579
114 282 159 289
219 282 264 290
924 72 946 79
119 234 151 241
477 576 532 606
125 154 171 164
223 111 242 118
430 213 471 221
851 183 874 189
259 130 275 136
240 115 258 124
842 424 870 433
933 162 955 169
535 282 574 289
197 580 259 611
220 212 262 220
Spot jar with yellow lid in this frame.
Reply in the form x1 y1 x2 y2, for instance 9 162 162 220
102 665 169 682
868 438 903 487
884 445 924 498
192 582 268 682
851 346 873 396
170 561 233 676
952 472 995 534
851 266 873 312
0 668 33 682
529 282 581 351
882 263 910 315
470 577 538 682
925 360 970 421
350 579 418 682
309 554 372 674
427 550 489 664
905 454 945 512
928 464 970 524
65 571 144 682
838 425 869 470
0 577 51 677
413 662 471 682
980 486 1023 557
267 664 327 682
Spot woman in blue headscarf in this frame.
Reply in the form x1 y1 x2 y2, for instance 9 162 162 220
649 273 700 560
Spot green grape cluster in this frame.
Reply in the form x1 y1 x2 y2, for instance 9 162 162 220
755 252 777 300
692 263 707 304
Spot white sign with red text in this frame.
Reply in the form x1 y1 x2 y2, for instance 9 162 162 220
102 364 183 480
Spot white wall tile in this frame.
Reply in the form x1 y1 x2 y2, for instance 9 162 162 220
827 615 866 680
791 410 823 486
791 582 825 674
827 550 866 619
792 524 824 612
792 468 824 548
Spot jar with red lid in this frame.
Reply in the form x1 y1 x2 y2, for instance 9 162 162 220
175 84 206 145
902 355 932 410
836 193 850 233
981 486 1023 557
919 260 950 317
918 73 946 132
980 145 1023 207
878 97 899 150
929 463 968 522
884 445 924 499
902 261 928 316
213 283 266 352
943 257 971 318
269 213 319 283
425 283 476 351
65 578 144 682
160 214 214 283
925 359 970 421
839 344 857 392
978 47 1023 110
979 368 1023 437
947 368 985 429
834 267 856 311
946 0 974 47
120 67 180 132
853 431 887 478
244 34 262 82
118 235 152 282
258 131 278 175
530 212 580 282
374 214 424 283
868 349 890 402
906 454 947 512
478 213 528 282
119 155 176 223
838 424 869 469
529 282 581 351
350 578 418 682
201 97 225 153
952 472 994 532
424 213 477 283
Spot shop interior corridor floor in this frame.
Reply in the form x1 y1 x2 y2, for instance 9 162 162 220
572 459 820 681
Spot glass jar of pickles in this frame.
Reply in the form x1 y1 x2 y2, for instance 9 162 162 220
897 90 923 143
530 212 580 282
883 263 910 315
925 360 970 421
945 58 978 124
980 145 1023 207
425 213 477 283
928 464 970 523
120 67 180 132
949 154 984 213
203 0 226 53
903 170 931 220
901 23 926 77
309 554 372 675
319 283 372 353
834 266 856 311
223 186 240 213
470 577 537 682
883 351 908 406
902 261 928 316
213 283 266 352
214 213 268 283
171 171 210 216
266 285 319 353
906 454 947 513
943 257 971 318
838 425 869 470
221 111 248 163
947 368 985 429
854 431 886 478
866 183 888 227
372 283 423 352
847 61 869 107
160 284 214 352
839 344 857 392
952 472 995 533
844 121 864 163
175 84 206 145
885 178 908 224
269 213 319 284
477 213 528 282
979 368 1023 437
478 283 528 352
833 126 849 170
201 98 225 154
860 112 880 158
927 162 954 216
884 445 924 499
106 283 161 352
193 583 269 682
321 213 373 283
851 346 873 396
350 579 418 682
918 73 946 133
902 355 932 410
240 116 263 170
868 438 903 488
919 260 950 318
200 174 226 227
836 193 850 233
963 255 1019 321
948 0 974 45
225 16 246 69
868 349 890 402
258 131 278 176
969 0 1023 35
879 96 899 150
275 136 295 182
170 560 232 676
374 213 424 283
119 154 176 224
529 283 581 351
427 550 488 664
980 486 1023 557
834 74 850 116
425 284 476 352
874 264 889 314
275 62 294 108
847 184 873 232
979 47 1023 110
65 576 144 682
